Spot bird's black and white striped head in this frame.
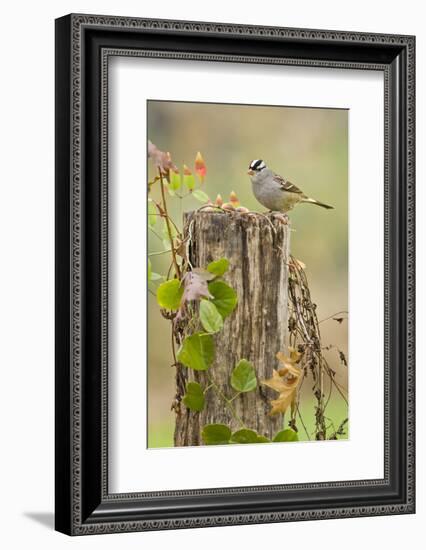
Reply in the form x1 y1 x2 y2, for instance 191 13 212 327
249 159 267 172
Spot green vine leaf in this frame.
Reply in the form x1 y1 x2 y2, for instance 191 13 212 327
208 280 238 319
156 279 183 310
199 300 224 333
182 382 205 412
273 429 299 443
192 189 210 203
177 333 215 371
201 424 231 445
148 199 157 227
231 359 257 392
230 429 259 444
207 258 229 277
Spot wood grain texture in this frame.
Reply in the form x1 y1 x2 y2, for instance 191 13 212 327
174 211 290 445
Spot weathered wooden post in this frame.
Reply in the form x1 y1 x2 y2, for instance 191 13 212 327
174 211 290 446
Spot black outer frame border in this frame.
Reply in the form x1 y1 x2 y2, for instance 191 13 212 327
55 14 415 536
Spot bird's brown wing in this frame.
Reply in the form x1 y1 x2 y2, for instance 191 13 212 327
272 173 306 196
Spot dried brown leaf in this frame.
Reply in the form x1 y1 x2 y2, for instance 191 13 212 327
261 351 302 415
148 140 178 175
181 270 214 303
175 270 215 323
277 348 303 367
262 369 291 394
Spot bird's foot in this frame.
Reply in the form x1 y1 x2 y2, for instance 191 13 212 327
267 211 290 225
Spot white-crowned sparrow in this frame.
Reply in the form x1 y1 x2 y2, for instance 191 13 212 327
248 159 333 213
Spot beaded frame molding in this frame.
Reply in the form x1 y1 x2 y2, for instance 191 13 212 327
55 14 415 536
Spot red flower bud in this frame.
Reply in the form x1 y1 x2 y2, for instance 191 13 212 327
195 151 207 181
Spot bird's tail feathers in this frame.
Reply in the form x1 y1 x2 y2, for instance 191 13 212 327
302 197 334 210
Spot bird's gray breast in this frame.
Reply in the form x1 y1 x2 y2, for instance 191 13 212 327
251 180 286 211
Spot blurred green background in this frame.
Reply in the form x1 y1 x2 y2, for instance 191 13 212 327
147 100 348 447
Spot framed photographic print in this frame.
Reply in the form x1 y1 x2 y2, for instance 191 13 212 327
55 14 415 535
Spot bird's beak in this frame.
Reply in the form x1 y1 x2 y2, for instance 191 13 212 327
247 169 254 176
